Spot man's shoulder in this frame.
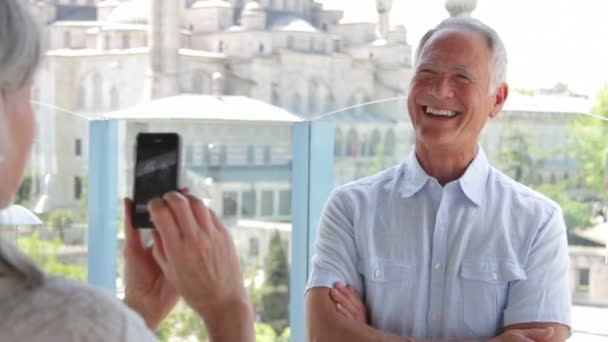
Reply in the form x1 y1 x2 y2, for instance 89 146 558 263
489 167 561 213
332 163 403 198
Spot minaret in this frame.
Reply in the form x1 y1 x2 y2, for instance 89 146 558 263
445 0 477 17
147 0 180 99
376 0 393 40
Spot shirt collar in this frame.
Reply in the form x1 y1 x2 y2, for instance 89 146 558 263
399 148 431 198
458 146 490 206
398 146 490 206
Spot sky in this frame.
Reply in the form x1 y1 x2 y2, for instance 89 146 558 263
318 0 608 99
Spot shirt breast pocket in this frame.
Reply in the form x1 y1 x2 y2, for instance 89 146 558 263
461 258 527 338
359 258 412 330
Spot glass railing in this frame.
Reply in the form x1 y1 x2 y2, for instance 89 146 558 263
6 94 607 341
312 98 608 341
110 106 295 340
3 104 90 283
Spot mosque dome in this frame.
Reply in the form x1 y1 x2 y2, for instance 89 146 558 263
191 0 232 9
242 1 263 14
106 0 150 24
445 0 477 17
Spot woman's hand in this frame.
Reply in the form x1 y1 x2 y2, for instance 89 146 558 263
148 191 254 342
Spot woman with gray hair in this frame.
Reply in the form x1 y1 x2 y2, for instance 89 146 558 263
0 1 254 341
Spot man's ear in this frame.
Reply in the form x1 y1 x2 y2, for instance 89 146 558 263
489 83 508 119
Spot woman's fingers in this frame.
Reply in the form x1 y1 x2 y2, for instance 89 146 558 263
163 191 199 241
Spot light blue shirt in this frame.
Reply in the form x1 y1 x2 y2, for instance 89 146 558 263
306 147 571 339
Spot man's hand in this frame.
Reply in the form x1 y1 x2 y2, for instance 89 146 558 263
148 191 254 342
123 198 179 331
490 327 554 342
329 282 368 324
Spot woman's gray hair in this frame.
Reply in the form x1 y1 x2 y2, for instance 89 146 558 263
0 0 44 93
414 16 507 93
0 0 45 287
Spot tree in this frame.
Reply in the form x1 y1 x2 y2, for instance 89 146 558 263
497 125 544 185
568 86 608 200
14 175 33 206
48 210 74 241
260 231 290 334
17 232 86 281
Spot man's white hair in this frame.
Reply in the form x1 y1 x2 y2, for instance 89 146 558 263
414 16 508 93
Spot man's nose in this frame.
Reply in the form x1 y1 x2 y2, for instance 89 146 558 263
429 77 454 99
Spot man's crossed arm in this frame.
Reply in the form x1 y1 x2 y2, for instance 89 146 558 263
306 285 568 342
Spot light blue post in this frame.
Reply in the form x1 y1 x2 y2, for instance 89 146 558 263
87 119 118 293
290 121 335 342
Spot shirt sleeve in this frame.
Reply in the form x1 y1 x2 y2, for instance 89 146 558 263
503 206 572 330
306 188 363 296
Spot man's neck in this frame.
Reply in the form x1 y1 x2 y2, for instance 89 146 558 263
415 142 477 186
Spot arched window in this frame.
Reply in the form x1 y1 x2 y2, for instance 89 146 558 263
192 73 209 93
247 145 255 164
104 34 111 49
218 41 224 52
384 129 395 157
92 73 102 110
77 83 85 109
122 33 130 49
334 128 343 157
271 84 280 106
292 93 302 114
324 92 335 113
370 129 381 156
110 86 119 110
346 128 358 158
64 31 72 48
308 81 319 115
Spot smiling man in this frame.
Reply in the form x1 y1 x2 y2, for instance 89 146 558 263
305 17 571 342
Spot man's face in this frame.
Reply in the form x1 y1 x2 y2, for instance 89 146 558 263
407 28 507 152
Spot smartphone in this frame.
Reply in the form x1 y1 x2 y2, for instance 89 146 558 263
132 133 181 229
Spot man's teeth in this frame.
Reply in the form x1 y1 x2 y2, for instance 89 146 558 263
426 106 457 117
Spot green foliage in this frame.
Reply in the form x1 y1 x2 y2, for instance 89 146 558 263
15 175 33 206
568 88 608 199
16 232 86 281
47 210 74 241
77 176 88 223
367 144 391 176
264 231 289 287
497 125 544 185
155 301 208 342
278 327 291 342
534 183 591 231
512 88 534 96
255 322 277 342
260 231 290 334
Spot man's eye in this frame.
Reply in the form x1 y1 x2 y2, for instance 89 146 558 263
419 69 435 75
456 74 470 81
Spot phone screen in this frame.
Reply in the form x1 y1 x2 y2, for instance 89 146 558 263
132 133 180 228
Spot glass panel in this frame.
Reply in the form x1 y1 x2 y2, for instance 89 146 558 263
3 104 90 283
114 118 293 340
315 97 608 341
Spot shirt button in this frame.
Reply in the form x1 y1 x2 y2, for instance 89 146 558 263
374 269 383 280
434 263 442 270
492 272 499 280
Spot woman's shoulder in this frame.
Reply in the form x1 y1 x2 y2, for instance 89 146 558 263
0 275 157 342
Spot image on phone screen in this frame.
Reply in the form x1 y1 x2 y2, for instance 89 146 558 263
132 133 180 228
